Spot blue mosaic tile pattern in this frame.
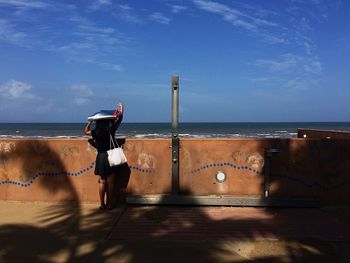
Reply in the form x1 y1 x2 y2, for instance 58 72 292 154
191 163 350 190
0 161 96 188
191 162 260 175
0 162 154 188
128 166 154 173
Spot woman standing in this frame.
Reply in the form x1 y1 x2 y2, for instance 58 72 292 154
84 103 124 210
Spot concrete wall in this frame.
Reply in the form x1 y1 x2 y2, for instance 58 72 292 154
1 138 350 205
180 139 350 204
0 139 172 202
298 129 350 139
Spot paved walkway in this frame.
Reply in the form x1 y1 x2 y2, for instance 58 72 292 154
110 206 350 241
0 201 350 262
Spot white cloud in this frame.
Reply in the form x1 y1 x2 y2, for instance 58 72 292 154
71 84 94 105
49 16 129 71
113 4 142 24
110 64 123 71
282 77 320 90
85 61 123 71
255 54 302 72
0 19 27 46
191 0 335 66
252 53 322 91
0 80 52 115
194 0 254 30
119 4 131 11
304 59 322 74
88 0 112 11
299 17 312 32
192 0 290 50
261 34 287 44
0 0 48 9
170 5 188 14
193 0 232 14
149 12 171 25
255 54 322 76
87 1 142 24
0 80 37 99
1 2 128 70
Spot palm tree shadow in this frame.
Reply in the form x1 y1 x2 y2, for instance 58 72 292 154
89 190 345 263
89 135 350 262
0 139 129 262
0 140 83 262
1 137 350 262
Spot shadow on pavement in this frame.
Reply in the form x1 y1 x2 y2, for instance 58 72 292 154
1 139 350 262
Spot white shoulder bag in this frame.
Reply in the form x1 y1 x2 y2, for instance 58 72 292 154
107 134 127 166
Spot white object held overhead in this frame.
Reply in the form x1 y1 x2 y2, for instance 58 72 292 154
88 110 117 121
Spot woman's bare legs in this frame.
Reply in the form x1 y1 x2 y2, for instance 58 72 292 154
98 178 107 208
106 174 115 209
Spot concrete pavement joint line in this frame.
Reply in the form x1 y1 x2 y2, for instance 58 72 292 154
105 205 128 241
0 163 154 188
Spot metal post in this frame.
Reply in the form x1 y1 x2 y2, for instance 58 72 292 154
171 75 179 194
171 76 179 133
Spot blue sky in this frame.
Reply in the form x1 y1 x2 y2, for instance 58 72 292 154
0 0 349 122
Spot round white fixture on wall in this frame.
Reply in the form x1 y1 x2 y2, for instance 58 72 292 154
215 171 226 183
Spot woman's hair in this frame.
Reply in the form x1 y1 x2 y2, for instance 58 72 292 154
95 119 112 133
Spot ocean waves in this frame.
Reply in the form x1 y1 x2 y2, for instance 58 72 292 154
0 122 349 139
0 132 299 139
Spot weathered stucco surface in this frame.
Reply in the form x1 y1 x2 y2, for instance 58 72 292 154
0 139 172 202
1 138 349 204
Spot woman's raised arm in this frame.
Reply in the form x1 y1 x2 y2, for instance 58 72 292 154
84 121 93 136
113 102 124 130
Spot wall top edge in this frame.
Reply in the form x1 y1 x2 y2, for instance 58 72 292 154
0 138 172 141
1 138 348 142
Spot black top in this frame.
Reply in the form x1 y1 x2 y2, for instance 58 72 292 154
91 115 122 153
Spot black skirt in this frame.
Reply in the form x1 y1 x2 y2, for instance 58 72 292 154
94 152 118 178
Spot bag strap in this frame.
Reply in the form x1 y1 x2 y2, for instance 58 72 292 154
109 133 119 149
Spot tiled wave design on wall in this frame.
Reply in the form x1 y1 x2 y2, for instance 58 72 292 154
0 161 96 188
192 162 350 190
0 162 154 188
191 162 261 175
128 166 154 173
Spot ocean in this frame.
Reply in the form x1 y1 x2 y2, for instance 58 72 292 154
1 122 350 139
